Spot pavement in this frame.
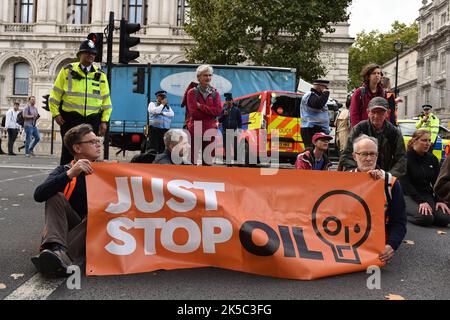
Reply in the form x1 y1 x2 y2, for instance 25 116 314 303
0 146 449 301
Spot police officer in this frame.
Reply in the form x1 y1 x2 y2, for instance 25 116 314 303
147 90 174 154
218 92 242 163
416 104 440 149
300 79 330 149
49 38 112 165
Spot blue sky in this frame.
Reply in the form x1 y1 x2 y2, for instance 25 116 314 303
348 0 424 37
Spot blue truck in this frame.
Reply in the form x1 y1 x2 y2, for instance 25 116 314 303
108 64 297 152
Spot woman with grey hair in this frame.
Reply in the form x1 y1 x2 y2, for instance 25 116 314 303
186 64 222 165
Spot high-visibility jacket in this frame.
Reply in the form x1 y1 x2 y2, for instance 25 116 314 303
416 112 440 144
49 62 112 122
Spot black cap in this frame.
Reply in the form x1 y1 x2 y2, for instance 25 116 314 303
422 104 432 110
155 90 167 97
77 39 97 56
313 79 330 86
224 92 233 101
368 97 388 111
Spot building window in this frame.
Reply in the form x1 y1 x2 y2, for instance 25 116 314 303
425 58 431 78
404 96 408 117
427 22 432 33
67 0 91 24
177 0 190 26
441 52 446 72
424 88 431 104
14 63 30 96
441 12 447 26
404 60 408 75
14 0 36 23
440 86 446 109
122 0 147 25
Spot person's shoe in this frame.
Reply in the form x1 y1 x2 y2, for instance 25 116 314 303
29 151 35 156
31 254 41 272
8 152 17 156
36 249 73 277
0 150 5 155
25 154 30 157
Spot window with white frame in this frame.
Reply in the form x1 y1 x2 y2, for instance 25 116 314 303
177 0 190 26
14 63 30 96
427 22 432 33
14 0 36 23
122 0 147 25
424 88 431 105
425 58 431 78
441 52 447 72
440 86 446 109
441 12 448 26
67 0 90 24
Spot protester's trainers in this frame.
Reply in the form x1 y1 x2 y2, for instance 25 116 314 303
31 254 41 272
37 249 73 277
8 152 17 156
29 151 35 156
25 154 30 157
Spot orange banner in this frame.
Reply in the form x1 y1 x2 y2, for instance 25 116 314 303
86 163 386 280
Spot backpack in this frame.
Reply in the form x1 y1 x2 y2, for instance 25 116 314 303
16 111 24 127
1 115 5 127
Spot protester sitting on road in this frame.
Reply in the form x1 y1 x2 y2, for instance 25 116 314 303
31 124 102 277
339 97 406 177
435 156 450 204
400 130 450 227
351 134 406 263
153 129 191 165
295 132 332 170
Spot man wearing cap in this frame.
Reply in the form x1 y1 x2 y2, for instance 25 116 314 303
147 90 174 154
300 79 331 149
416 104 440 148
218 92 242 164
49 38 112 165
295 132 333 170
338 97 406 177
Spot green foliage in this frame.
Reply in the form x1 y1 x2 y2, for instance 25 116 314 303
185 0 351 82
348 21 418 90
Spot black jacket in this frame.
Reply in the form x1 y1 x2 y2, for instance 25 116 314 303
400 150 441 204
339 120 406 177
218 104 242 130
34 164 87 219
153 150 192 165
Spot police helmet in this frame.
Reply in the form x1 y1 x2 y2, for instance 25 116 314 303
77 39 97 57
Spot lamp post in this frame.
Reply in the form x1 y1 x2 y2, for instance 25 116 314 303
394 40 403 96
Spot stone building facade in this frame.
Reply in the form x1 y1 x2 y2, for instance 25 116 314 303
0 0 353 127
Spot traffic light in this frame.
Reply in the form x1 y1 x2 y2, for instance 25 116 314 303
133 67 145 94
42 94 50 111
119 19 141 64
87 32 103 63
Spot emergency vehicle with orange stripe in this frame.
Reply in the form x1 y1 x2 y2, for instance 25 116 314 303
234 91 304 164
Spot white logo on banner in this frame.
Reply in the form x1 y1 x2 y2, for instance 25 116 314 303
160 72 233 97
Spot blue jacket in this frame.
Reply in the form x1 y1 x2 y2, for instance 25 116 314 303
300 88 330 132
218 104 242 130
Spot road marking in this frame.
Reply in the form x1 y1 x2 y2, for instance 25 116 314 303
4 273 65 300
0 164 55 170
0 172 49 183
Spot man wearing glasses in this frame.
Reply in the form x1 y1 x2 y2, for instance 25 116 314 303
350 134 407 263
338 97 406 178
31 124 101 277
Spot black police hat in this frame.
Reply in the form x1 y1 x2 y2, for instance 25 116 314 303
224 92 233 101
155 90 167 97
313 79 330 86
77 39 97 56
422 104 433 110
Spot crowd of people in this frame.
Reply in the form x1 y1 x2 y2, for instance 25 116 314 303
2 38 446 279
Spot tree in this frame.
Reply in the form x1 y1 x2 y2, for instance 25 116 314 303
348 21 418 90
185 0 352 82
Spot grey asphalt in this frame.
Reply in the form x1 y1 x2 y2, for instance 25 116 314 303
0 153 449 300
